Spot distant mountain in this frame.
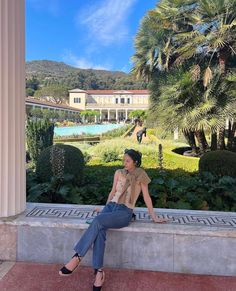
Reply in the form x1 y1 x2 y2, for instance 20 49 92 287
26 60 126 78
26 60 146 91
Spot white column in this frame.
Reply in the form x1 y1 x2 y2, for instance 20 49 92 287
125 109 128 120
174 127 179 140
0 0 26 217
116 109 118 121
100 109 102 122
108 109 110 121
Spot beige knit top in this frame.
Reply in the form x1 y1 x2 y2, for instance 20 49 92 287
110 167 151 209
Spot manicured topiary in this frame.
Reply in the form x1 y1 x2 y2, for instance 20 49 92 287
26 118 54 163
199 150 236 177
36 144 85 184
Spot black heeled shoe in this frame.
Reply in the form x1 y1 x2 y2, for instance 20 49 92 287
59 253 82 276
93 269 105 291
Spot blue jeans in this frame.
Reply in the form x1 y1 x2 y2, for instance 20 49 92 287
73 201 133 269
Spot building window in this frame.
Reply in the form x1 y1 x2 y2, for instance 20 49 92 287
116 98 119 104
121 98 125 104
74 97 81 103
127 98 130 104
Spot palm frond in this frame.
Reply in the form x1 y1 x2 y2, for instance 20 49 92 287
203 66 213 87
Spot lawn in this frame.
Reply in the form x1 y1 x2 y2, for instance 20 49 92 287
62 134 199 174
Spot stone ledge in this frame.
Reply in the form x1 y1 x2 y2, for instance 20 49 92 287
0 261 15 280
1 203 236 276
0 225 17 261
1 202 236 237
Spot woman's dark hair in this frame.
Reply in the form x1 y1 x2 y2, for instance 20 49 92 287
124 149 142 167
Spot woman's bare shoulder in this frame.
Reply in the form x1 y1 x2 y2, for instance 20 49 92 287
115 168 126 177
113 169 120 176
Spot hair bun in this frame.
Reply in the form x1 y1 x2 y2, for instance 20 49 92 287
124 149 142 167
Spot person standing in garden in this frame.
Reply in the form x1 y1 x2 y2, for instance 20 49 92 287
136 127 147 143
59 149 168 290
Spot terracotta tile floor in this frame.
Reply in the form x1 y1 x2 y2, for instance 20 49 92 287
0 262 236 291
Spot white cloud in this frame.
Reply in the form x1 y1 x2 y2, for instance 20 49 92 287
76 0 137 46
62 51 111 70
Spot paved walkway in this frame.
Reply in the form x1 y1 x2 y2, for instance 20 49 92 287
0 261 236 291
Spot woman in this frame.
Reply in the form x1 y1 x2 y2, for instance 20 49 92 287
59 149 168 290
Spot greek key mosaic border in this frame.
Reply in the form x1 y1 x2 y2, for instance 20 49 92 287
25 206 236 228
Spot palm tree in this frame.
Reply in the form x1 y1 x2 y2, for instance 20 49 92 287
132 0 199 78
148 65 236 154
133 0 236 74
175 0 236 70
132 0 236 153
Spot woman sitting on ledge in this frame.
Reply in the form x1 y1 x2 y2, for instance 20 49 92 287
59 149 168 290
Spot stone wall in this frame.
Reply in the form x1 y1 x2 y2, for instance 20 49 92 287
1 203 236 276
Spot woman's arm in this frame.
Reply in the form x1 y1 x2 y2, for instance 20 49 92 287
141 183 168 223
105 169 120 205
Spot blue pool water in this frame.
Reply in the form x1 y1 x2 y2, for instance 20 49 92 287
54 123 124 136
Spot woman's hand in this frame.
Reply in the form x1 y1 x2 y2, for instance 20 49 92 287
151 213 169 223
94 207 102 213
141 183 169 224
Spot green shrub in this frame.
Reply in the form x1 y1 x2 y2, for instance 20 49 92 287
53 165 236 212
199 150 236 177
147 170 236 211
90 138 157 158
26 118 54 163
101 150 119 163
83 152 92 164
26 170 83 204
36 144 84 184
101 124 132 138
28 155 236 211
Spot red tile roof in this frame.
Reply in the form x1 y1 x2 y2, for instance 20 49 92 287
86 90 149 95
25 97 81 112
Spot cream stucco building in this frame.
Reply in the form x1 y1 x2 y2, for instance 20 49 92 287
69 89 149 122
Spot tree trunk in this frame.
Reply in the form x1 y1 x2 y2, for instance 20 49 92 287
231 137 236 152
217 127 226 150
218 49 228 74
219 56 225 74
182 129 198 154
195 129 209 154
227 121 236 152
211 131 217 151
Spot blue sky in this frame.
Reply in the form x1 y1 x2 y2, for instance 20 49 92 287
26 0 158 73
